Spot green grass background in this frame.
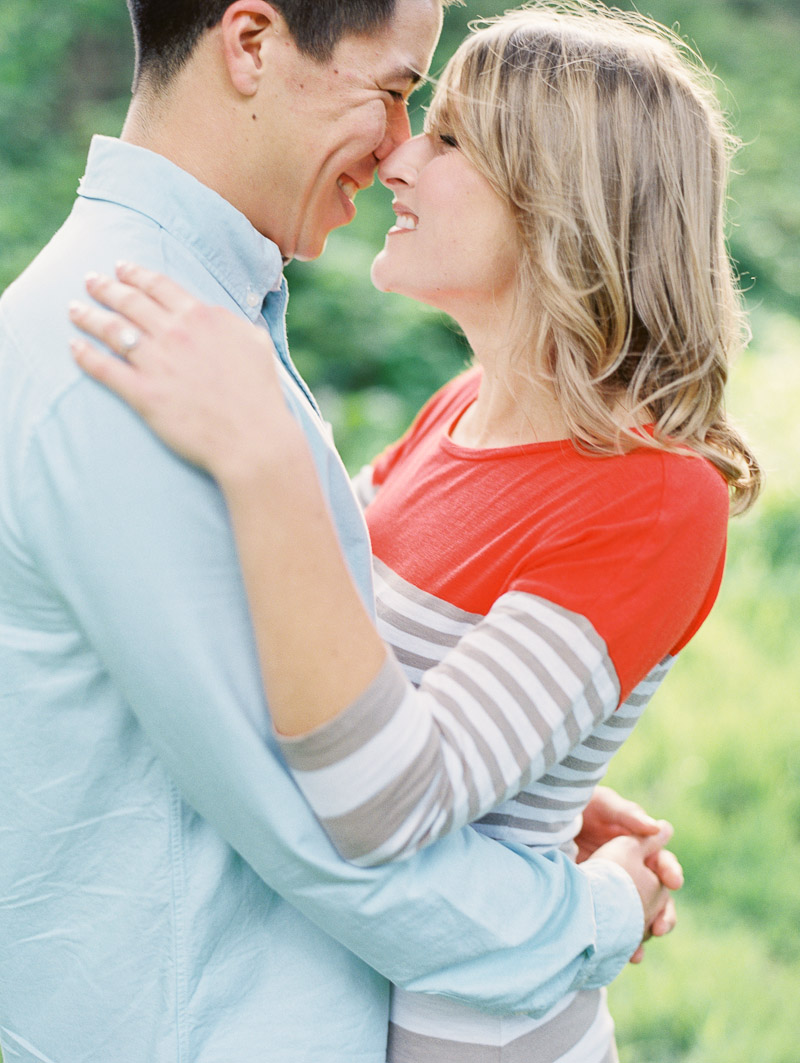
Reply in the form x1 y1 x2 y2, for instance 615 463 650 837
604 311 800 1062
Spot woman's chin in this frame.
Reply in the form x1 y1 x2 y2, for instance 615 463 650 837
370 255 441 308
370 256 398 295
371 261 424 301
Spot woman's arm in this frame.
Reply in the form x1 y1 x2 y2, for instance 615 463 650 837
71 265 389 739
222 443 388 733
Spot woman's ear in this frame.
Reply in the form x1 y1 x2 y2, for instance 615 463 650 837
221 1 285 96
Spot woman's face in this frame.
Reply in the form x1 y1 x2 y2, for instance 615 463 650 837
370 133 519 323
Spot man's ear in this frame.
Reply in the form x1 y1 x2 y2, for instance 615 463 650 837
221 1 287 96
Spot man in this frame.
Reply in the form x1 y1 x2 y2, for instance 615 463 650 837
0 3 675 1059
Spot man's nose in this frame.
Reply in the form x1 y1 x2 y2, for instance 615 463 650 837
373 103 412 163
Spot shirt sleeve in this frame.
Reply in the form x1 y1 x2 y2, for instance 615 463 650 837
17 372 642 1016
280 591 622 864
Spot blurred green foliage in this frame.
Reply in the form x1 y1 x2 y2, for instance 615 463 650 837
605 318 800 1061
1 2 798 1061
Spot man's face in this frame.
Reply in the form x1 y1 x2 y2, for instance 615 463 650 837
256 0 443 261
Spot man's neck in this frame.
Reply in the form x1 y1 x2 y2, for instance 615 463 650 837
122 87 211 187
121 46 249 206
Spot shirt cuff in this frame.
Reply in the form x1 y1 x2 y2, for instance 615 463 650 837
577 858 644 988
276 653 407 773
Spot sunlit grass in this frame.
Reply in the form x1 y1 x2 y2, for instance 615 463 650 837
606 312 800 1062
611 907 800 1063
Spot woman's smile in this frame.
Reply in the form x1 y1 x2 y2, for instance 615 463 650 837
388 202 418 233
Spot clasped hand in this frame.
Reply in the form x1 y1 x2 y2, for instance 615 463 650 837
577 786 682 963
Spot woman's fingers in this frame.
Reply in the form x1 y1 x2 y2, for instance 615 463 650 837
69 266 284 477
70 336 147 413
83 271 170 338
69 300 151 364
115 261 197 315
77 262 198 347
70 261 198 363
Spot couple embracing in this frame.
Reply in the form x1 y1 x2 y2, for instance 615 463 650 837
0 1 759 1061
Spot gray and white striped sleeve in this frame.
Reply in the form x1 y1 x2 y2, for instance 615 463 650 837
277 591 621 866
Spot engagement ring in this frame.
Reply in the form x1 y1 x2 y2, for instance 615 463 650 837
118 326 141 358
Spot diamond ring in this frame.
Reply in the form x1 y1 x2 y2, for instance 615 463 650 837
118 325 141 358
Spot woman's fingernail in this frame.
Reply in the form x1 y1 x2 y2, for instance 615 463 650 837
68 301 84 318
116 260 133 275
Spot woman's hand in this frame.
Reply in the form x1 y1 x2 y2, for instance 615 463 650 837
69 262 293 484
576 785 668 861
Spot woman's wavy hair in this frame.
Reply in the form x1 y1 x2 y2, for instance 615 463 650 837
426 0 761 513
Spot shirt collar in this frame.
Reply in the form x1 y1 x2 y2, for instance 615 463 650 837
77 136 284 321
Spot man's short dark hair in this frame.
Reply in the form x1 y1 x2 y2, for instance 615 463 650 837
127 1 398 89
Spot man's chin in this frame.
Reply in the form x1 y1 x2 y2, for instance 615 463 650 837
292 207 361 261
289 226 336 263
291 239 328 263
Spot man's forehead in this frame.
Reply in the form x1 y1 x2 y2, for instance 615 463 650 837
367 0 442 80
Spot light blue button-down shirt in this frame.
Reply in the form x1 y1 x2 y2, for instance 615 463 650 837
0 137 641 1062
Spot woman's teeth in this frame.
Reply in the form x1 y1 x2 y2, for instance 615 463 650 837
394 214 417 230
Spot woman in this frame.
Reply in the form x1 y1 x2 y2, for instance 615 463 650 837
70 3 760 1059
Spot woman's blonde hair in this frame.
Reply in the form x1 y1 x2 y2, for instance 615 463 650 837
427 0 761 513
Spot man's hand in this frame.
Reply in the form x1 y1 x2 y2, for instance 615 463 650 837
589 822 681 963
579 788 684 963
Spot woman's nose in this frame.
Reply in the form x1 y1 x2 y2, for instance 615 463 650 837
377 133 428 190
